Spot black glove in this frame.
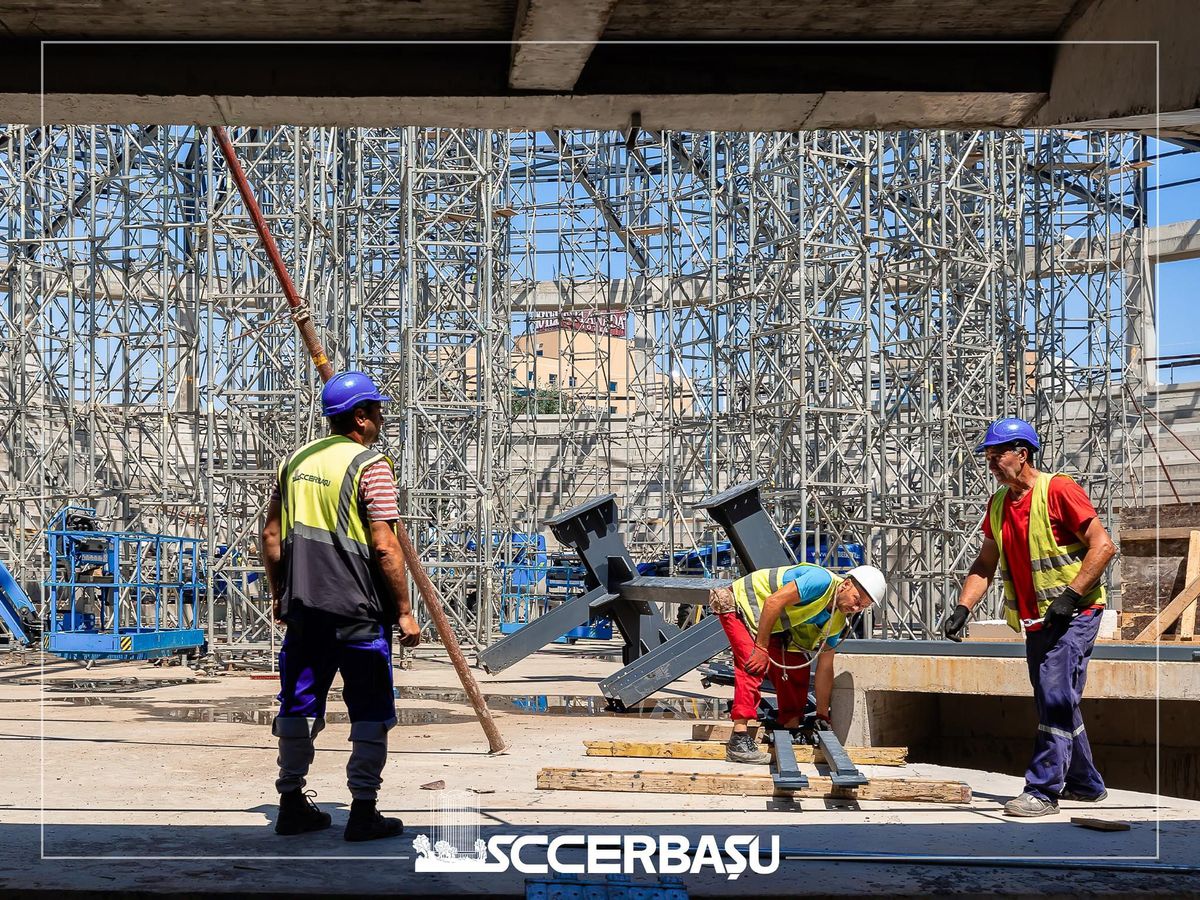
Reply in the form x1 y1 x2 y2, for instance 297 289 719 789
1043 586 1083 629
941 604 970 642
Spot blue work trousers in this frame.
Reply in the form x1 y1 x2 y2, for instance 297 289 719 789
273 607 396 799
1023 609 1106 801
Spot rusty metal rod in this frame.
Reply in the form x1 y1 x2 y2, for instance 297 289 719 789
392 519 507 754
211 125 334 383
212 126 507 755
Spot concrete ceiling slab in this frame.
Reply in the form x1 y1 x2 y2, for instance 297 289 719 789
0 0 1194 130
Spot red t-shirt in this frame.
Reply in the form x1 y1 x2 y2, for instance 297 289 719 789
981 474 1100 631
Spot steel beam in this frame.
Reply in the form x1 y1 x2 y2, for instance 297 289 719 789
618 576 730 605
543 494 637 592
770 731 809 791
478 585 617 673
815 729 869 788
547 494 680 664
599 480 795 708
599 614 729 709
695 479 796 571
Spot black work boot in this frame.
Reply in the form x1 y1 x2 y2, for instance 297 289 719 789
725 731 771 765
275 789 332 835
344 798 404 842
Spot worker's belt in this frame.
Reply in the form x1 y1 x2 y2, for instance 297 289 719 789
1022 606 1101 630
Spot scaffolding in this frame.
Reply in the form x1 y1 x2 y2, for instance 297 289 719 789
0 125 1148 650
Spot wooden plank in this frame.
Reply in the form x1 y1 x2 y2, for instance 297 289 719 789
585 740 907 766
1134 575 1200 641
538 767 970 804
1120 527 1197 543
1179 531 1200 641
693 723 764 743
1071 816 1131 832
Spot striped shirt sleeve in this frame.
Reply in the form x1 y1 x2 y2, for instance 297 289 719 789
359 459 400 522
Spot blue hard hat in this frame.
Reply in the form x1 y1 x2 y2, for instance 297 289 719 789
975 417 1040 453
321 371 391 417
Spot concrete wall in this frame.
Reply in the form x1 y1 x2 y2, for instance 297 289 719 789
831 652 1200 799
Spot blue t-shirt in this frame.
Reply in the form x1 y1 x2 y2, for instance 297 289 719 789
779 565 841 647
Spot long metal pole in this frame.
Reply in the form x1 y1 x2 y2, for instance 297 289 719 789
212 125 334 383
211 125 507 754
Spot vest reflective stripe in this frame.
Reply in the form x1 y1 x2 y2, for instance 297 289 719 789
989 471 1105 634
1038 722 1085 740
731 564 845 652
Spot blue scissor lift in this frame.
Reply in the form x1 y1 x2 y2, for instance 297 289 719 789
43 507 207 661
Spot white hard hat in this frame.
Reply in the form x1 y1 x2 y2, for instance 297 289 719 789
846 565 886 605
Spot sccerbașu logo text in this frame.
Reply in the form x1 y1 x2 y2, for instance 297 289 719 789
291 471 331 487
412 833 780 881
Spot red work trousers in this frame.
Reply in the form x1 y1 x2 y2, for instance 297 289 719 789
717 611 811 723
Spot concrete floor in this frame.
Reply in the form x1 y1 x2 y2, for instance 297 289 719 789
1 642 1198 896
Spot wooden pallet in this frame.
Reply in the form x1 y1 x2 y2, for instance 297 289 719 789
538 767 970 804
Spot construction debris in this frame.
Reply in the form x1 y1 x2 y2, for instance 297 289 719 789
1071 816 1132 832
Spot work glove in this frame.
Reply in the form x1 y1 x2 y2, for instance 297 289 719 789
1042 586 1083 630
941 604 971 642
813 712 833 732
744 645 771 677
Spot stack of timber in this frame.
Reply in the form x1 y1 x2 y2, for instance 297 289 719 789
535 727 970 804
1119 503 1200 641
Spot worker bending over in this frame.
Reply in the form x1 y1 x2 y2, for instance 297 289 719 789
262 372 422 841
945 417 1116 817
708 562 885 764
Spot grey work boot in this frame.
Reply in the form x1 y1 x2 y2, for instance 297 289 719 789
1060 787 1108 802
1003 792 1059 817
275 789 332 835
344 799 404 842
725 731 771 765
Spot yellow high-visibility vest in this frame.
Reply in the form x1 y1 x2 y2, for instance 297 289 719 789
989 472 1105 633
277 435 393 622
731 564 844 652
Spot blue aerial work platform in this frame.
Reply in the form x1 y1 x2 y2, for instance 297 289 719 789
42 507 206 661
498 535 612 643
0 556 40 647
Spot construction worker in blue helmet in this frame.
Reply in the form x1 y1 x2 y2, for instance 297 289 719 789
261 371 422 841
945 417 1116 817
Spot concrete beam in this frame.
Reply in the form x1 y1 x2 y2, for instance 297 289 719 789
509 0 620 91
1025 218 1200 275
1 41 1053 129
1150 219 1200 264
1033 0 1200 130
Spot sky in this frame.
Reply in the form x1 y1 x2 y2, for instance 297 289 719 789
1146 137 1200 384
